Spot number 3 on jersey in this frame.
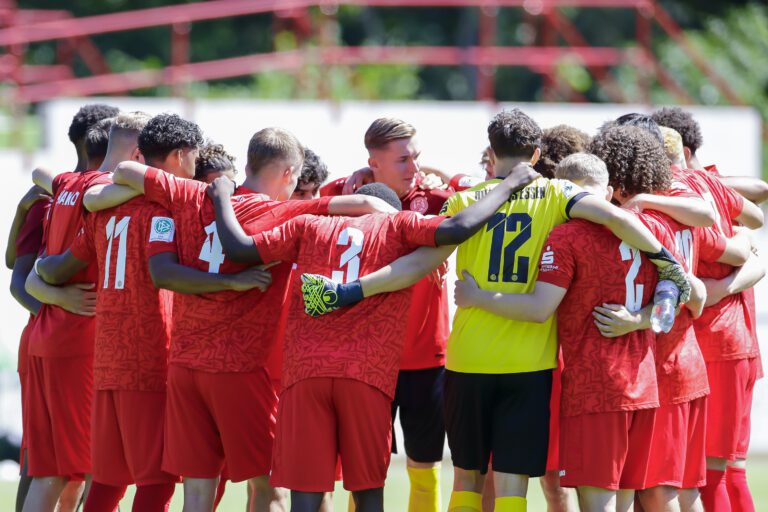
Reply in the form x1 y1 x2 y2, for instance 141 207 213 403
332 227 364 283
199 221 225 273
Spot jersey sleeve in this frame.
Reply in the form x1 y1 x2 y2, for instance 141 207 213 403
449 174 483 192
717 178 745 220
319 177 346 197
51 172 73 196
143 166 204 212
69 215 96 263
663 178 702 199
536 227 576 289
440 192 463 217
548 179 589 219
145 204 178 258
241 197 332 241
15 200 49 257
393 212 445 248
425 188 453 215
252 216 306 263
696 226 727 264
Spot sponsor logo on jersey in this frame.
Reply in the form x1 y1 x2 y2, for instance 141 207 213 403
409 196 429 213
56 190 80 207
149 216 175 243
540 245 555 266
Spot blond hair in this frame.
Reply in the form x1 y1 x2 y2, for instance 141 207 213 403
659 126 686 167
111 111 151 135
364 118 416 150
246 127 304 174
555 153 609 188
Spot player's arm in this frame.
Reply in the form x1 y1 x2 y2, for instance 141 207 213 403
31 167 56 195
327 195 399 216
5 186 49 269
112 160 149 193
147 252 273 294
734 198 764 230
10 254 42 315
719 176 768 205
714 230 752 267
25 270 97 316
624 193 716 227
702 254 765 308
206 179 263 264
454 271 567 323
34 251 89 285
83 182 142 212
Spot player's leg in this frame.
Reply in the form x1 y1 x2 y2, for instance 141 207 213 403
398 367 445 512
319 492 334 512
16 449 32 512
82 481 126 512
678 489 703 512
576 487 619 512
57 480 85 512
351 488 384 512
724 357 758 512
249 475 287 512
638 486 680 512
291 491 325 511
678 397 706 512
615 490 634 512
183 477 219 512
725 460 753 512
22 477 67 512
540 472 575 512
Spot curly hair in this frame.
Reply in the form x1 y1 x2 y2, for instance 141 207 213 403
534 124 591 179
615 113 664 145
588 125 671 195
651 107 703 154
298 148 329 189
487 108 542 159
68 104 120 144
85 116 116 160
138 113 204 162
195 141 236 180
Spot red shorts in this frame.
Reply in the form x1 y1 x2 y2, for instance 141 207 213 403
270 378 391 492
26 355 93 478
559 408 655 490
705 358 759 461
643 397 707 489
163 365 277 482
546 359 562 472
92 390 178 486
19 369 28 469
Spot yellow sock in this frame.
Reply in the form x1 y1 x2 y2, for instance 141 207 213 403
407 466 440 512
448 491 482 512
494 496 526 512
348 492 356 512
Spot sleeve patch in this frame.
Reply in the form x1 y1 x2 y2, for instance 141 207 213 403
149 216 175 243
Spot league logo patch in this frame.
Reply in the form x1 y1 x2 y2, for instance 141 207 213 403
149 216 175 243
410 196 429 214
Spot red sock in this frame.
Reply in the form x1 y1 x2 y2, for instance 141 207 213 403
83 482 126 512
701 469 730 512
726 466 755 512
132 483 175 512
214 478 227 509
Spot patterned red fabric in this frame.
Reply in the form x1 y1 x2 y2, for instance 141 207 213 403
15 199 50 257
254 211 444 398
536 219 658 416
29 170 111 357
321 175 451 369
69 196 176 391
142 167 331 373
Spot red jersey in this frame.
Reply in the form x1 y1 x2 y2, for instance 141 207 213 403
28 170 111 358
142 167 332 373
254 211 444 398
536 219 659 416
69 196 177 391
321 175 452 369
15 199 51 374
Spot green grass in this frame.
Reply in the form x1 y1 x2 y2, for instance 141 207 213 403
2 455 768 510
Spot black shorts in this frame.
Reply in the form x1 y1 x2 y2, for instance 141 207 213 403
444 369 552 477
391 366 446 463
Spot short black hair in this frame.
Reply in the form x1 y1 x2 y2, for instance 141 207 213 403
487 108 542 160
138 113 204 162
85 116 115 160
355 183 402 211
298 148 329 190
615 113 664 145
651 107 704 154
195 141 236 180
68 104 120 144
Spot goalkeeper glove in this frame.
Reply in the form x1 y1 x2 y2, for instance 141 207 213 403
301 273 364 317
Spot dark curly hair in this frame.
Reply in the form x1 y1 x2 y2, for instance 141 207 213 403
85 116 116 160
534 124 591 179
589 125 671 196
487 108 542 159
138 113 204 162
298 148 329 189
615 113 664 145
651 107 703 154
68 104 120 144
195 141 236 180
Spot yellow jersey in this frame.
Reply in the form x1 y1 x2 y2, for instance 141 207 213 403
442 176 586 374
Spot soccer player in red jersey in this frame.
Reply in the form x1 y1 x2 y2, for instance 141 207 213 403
103 127 397 512
195 141 237 184
206 161 539 511
320 118 454 511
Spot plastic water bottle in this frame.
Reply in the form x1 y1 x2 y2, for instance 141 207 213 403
650 280 679 334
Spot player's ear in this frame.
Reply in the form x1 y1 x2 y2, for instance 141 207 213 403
130 147 144 163
368 155 378 171
683 146 692 165
604 185 614 202
529 147 541 166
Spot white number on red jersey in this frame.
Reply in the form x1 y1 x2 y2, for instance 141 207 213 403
104 216 130 289
701 191 724 233
675 229 694 269
331 227 364 283
619 242 643 312
199 221 225 273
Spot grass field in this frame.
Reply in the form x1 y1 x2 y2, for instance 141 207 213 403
2 455 768 510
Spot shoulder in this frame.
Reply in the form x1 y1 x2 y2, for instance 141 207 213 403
320 177 346 197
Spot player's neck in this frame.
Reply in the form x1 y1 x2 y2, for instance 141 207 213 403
242 174 279 199
74 145 89 172
494 157 532 178
687 154 703 171
98 152 131 173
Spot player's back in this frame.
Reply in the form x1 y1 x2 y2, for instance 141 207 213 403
30 170 110 358
441 176 585 374
76 196 174 391
539 219 658 417
256 211 443 398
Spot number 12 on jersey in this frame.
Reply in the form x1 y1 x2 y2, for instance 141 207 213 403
486 212 532 283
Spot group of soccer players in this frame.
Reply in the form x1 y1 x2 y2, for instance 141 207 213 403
5 101 765 512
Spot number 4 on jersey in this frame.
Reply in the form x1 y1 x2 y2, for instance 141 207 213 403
199 221 225 273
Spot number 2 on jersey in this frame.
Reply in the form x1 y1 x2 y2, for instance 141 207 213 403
332 227 364 283
486 212 532 283
104 216 130 289
619 242 643 312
